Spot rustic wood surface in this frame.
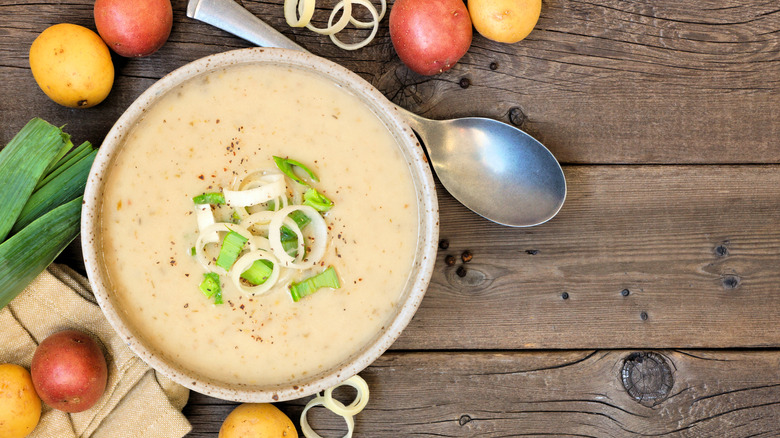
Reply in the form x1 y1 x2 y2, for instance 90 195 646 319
3 0 780 436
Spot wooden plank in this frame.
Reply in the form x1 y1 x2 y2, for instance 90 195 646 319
2 1 780 164
183 349 780 437
394 164 780 350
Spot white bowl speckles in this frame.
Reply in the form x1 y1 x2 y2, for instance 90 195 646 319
81 48 439 402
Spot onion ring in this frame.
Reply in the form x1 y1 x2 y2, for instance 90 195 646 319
328 0 379 51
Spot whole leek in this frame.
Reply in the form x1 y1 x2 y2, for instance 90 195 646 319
0 118 96 310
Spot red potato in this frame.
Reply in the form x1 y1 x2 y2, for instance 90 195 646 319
31 330 108 413
389 0 473 76
94 0 173 57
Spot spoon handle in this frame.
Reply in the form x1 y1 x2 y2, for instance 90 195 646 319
187 0 308 52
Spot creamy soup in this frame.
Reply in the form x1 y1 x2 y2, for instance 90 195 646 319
99 63 419 387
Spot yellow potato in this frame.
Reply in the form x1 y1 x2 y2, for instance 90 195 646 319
29 23 114 108
468 0 542 44
0 364 42 438
219 403 298 438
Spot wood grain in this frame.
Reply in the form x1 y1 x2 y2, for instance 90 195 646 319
184 349 780 437
3 0 780 164
396 165 780 350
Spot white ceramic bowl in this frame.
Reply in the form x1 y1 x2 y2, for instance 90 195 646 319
81 48 438 402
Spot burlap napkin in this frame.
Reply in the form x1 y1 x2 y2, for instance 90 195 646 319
0 264 193 438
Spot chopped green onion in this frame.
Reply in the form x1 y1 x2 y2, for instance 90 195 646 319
240 259 274 285
273 156 319 186
215 230 248 270
290 210 311 228
279 211 313 256
199 272 223 304
193 192 225 205
303 188 334 212
289 266 340 302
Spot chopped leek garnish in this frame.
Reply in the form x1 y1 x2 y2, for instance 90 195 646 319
190 246 196 256
193 192 226 205
240 259 274 285
199 272 223 304
215 230 248 270
273 156 319 186
280 211 312 255
289 266 340 302
231 210 241 224
303 188 334 212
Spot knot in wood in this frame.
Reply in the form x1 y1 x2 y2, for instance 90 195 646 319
722 274 741 290
508 107 526 127
458 414 473 426
445 264 491 292
621 352 673 407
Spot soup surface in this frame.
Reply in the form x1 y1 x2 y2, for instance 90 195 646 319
99 62 419 386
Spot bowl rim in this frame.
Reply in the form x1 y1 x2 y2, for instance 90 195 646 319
81 47 439 402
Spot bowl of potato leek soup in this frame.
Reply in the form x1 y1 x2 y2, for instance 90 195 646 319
81 48 438 402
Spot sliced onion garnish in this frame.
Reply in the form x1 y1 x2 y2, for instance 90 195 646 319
269 214 306 267
250 236 271 252
283 0 382 50
285 0 316 27
322 375 370 417
300 375 369 438
195 204 218 242
195 223 253 273
303 0 353 35
269 205 327 269
223 176 286 207
328 0 379 51
350 0 385 28
230 249 281 296
241 211 276 233
301 397 354 438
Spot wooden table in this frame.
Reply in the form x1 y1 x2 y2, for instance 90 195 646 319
3 0 780 435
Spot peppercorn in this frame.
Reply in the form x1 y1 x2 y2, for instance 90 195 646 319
461 250 473 263
445 255 456 266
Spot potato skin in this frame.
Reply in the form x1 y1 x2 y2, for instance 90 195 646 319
31 330 108 413
0 364 42 438
28 23 114 108
469 0 542 43
389 0 472 76
219 403 298 438
94 0 173 57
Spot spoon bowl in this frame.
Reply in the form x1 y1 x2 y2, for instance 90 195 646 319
400 108 566 226
187 0 566 226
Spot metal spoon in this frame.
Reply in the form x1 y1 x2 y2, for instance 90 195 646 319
186 0 566 227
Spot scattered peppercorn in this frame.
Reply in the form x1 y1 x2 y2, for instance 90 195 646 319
439 239 449 250
461 250 473 263
445 255 456 266
456 266 467 277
